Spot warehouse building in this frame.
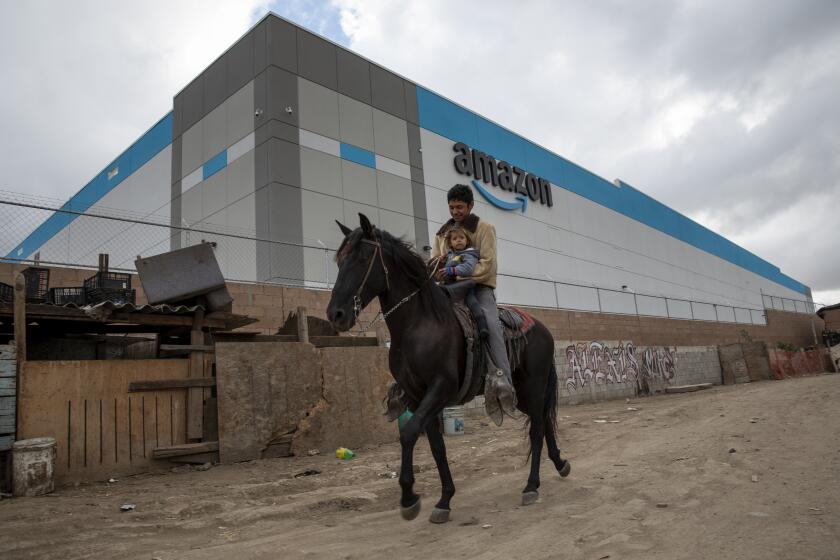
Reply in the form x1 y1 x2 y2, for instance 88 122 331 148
8 13 813 323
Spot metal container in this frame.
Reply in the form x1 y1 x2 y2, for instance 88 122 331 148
135 243 230 310
12 437 56 496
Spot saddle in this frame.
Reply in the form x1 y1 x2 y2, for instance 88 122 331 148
384 282 537 425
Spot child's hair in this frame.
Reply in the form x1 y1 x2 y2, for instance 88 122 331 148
446 226 472 247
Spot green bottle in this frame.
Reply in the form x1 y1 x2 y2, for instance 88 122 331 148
335 447 355 459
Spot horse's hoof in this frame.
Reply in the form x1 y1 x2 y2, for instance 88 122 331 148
429 507 450 524
521 491 539 506
400 498 421 520
559 460 571 478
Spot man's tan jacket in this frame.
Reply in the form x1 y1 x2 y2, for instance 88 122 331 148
431 214 498 289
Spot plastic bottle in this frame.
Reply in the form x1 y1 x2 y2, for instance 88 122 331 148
335 447 355 460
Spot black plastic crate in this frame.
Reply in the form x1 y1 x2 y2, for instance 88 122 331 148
0 282 13 304
84 271 132 290
49 287 87 306
85 287 136 306
22 267 50 301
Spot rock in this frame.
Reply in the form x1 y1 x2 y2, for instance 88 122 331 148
481 524 493 529
729 448 737 453
459 517 479 526
751 475 759 482
196 462 212 471
656 503 668 508
120 504 136 512
108 478 117 483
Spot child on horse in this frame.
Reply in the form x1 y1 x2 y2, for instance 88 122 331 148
439 226 490 339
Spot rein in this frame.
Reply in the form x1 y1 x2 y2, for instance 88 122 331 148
346 239 439 336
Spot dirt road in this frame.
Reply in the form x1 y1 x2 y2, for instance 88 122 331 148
2 374 839 559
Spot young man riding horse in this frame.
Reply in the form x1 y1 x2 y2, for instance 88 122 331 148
431 184 517 422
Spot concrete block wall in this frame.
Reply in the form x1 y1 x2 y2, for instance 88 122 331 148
555 340 722 405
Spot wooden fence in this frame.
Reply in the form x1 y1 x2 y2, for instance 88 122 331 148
18 359 190 483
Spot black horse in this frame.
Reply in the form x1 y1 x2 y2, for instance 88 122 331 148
327 214 570 523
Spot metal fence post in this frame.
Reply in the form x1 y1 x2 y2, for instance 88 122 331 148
596 288 602 313
664 297 670 318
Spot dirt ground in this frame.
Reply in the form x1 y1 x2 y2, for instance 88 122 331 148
2 374 839 560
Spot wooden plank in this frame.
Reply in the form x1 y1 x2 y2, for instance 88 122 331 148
311 336 378 348
144 392 158 458
0 434 13 452
156 394 172 449
152 440 218 459
0 360 16 376
0 413 15 433
159 344 214 354
187 309 205 441
0 344 14 360
14 274 25 438
128 378 215 392
0 376 15 396
85 397 100 470
171 391 186 446
128 394 146 462
0 396 15 414
296 307 310 344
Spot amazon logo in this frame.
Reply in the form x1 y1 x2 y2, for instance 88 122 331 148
452 142 553 211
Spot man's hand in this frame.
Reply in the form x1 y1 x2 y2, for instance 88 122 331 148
434 268 447 281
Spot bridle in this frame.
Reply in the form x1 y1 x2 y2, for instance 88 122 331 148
340 234 431 335
351 237 391 319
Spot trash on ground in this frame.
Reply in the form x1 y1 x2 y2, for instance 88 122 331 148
656 503 668 508
481 523 493 529
307 449 320 456
294 469 321 478
728 448 737 453
378 471 397 479
594 419 608 424
107 478 117 483
120 504 135 512
335 447 355 460
751 475 759 482
459 517 479 526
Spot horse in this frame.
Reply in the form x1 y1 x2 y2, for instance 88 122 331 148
326 214 571 523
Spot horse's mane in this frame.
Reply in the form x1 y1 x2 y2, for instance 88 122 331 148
337 227 451 322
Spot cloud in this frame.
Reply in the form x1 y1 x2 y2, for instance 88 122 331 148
0 1 269 200
333 0 840 300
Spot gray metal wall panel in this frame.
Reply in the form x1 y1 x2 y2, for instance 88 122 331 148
256 119 298 146
404 81 419 125
296 29 337 90
298 78 339 139
227 33 254 98
268 16 298 73
170 189 181 250
338 94 374 151
341 160 378 206
410 165 424 184
267 138 301 187
181 78 204 133
407 123 423 169
372 108 409 164
203 54 228 115
265 67 299 126
170 136 182 187
181 120 203 176
202 103 227 161
336 49 372 104
173 92 184 139
370 65 406 119
300 147 341 197
414 217 430 251
377 171 413 215
253 19 267 75
226 81 254 145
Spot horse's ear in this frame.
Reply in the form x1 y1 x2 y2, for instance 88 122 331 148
359 213 374 238
335 220 353 237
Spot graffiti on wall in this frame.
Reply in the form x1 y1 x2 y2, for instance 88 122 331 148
564 341 677 392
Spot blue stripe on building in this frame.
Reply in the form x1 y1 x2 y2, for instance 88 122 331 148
6 112 173 261
416 87 807 295
202 149 228 180
340 142 376 168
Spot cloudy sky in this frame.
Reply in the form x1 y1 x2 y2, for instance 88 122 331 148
1 1 838 304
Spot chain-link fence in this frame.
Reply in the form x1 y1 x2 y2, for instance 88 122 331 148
0 191 822 324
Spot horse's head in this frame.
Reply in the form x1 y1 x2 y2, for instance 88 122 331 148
327 213 390 332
